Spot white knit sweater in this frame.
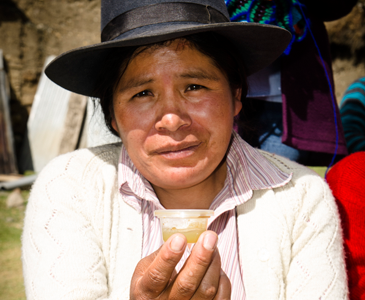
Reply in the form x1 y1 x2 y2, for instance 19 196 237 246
22 143 348 300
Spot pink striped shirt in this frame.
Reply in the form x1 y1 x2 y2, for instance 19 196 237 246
118 131 291 299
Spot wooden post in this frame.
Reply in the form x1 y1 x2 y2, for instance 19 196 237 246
58 93 87 155
0 49 18 174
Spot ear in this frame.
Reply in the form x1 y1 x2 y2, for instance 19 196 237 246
233 87 242 117
111 115 119 134
109 100 120 134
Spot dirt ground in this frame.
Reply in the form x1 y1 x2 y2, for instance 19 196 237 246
0 0 364 164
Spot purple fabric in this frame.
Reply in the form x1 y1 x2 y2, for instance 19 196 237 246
280 18 348 155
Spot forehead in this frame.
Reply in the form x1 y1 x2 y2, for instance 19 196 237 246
129 38 215 66
134 38 201 59
122 39 223 78
115 42 226 95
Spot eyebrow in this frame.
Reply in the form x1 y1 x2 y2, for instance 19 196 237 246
117 69 220 93
178 70 220 81
118 78 154 93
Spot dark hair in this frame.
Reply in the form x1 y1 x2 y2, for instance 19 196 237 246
92 32 248 137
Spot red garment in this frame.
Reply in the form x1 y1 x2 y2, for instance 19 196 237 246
327 152 365 300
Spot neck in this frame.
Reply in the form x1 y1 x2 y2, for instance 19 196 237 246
152 160 227 209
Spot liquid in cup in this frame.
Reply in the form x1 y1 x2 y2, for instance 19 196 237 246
154 210 214 243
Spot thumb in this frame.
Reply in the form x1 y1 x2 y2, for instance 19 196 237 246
130 234 187 299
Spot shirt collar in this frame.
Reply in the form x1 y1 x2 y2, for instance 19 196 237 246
228 131 292 193
207 131 292 219
118 131 292 211
118 145 162 212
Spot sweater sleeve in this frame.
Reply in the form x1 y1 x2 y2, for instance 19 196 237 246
237 155 348 299
283 167 348 299
21 148 122 300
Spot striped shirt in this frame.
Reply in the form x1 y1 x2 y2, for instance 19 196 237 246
340 77 365 153
118 131 292 299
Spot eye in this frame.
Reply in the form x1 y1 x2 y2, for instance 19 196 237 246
133 90 153 98
186 84 205 91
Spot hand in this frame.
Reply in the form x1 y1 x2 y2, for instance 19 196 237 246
130 230 231 299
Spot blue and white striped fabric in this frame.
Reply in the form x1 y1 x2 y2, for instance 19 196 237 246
340 77 365 153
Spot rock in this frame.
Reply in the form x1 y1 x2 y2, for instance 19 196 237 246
6 188 24 208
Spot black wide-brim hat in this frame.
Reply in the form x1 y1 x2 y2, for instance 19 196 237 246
45 0 292 97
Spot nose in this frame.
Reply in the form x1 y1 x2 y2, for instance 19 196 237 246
155 96 191 132
155 113 190 132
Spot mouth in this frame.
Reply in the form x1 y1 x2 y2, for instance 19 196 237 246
154 142 201 159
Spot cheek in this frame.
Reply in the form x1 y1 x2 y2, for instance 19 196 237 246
191 94 235 131
113 104 155 146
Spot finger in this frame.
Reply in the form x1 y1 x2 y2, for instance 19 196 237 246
168 230 218 299
132 234 187 299
213 269 231 300
190 249 221 300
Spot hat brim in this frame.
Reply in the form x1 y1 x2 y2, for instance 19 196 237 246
45 22 291 97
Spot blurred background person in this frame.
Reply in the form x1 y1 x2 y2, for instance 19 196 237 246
340 77 365 153
226 0 357 165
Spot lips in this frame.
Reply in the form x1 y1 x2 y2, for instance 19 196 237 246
153 141 201 156
155 142 201 154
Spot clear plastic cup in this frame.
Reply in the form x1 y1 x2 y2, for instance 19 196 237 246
154 209 214 243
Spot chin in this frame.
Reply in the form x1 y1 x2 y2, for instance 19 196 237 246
152 179 199 190
149 166 213 190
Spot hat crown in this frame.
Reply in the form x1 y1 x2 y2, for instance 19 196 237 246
46 0 291 97
101 0 230 31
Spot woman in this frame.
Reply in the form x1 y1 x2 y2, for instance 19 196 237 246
22 0 348 299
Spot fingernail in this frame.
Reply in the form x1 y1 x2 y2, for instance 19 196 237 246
203 232 217 251
170 235 185 252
